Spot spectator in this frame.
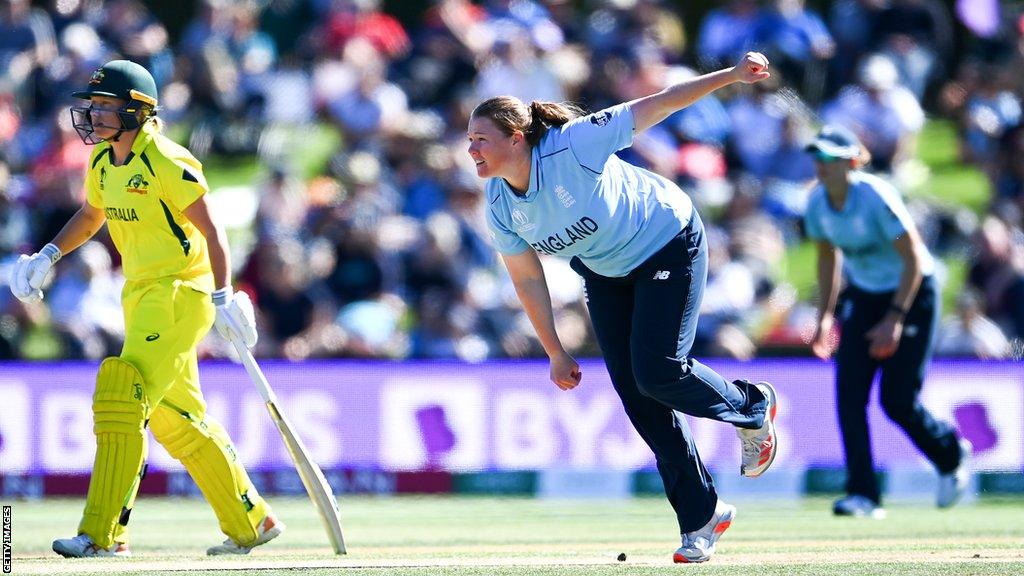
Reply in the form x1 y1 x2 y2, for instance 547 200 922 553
0 156 30 253
259 0 318 59
0 0 57 116
695 0 762 68
324 40 409 144
967 215 1024 339
935 289 1012 358
255 165 308 240
726 78 788 178
821 54 925 173
754 0 834 104
695 227 758 359
46 240 123 359
960 65 1021 173
97 0 173 86
872 0 953 100
827 0 882 96
761 113 818 228
248 238 324 359
473 21 564 104
994 123 1024 220
318 0 410 62
29 111 90 247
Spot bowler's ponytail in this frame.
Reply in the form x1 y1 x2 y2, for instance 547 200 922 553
472 96 584 147
525 101 585 146
853 146 872 169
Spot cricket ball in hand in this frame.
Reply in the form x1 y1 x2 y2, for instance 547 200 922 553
748 53 768 73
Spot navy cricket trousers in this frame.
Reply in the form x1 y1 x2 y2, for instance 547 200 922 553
570 210 769 533
835 276 963 504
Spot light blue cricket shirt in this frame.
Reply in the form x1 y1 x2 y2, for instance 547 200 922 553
804 171 935 293
485 103 693 278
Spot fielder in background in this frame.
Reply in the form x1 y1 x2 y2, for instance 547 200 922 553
9 60 283 557
805 125 972 519
468 52 779 564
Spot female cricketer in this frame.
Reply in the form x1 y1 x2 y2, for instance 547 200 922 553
468 52 779 563
10 60 282 557
805 125 971 518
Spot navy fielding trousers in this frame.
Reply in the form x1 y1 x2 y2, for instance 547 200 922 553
570 210 768 533
835 275 963 503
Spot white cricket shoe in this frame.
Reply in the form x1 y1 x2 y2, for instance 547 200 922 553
937 439 973 509
673 500 736 563
833 495 887 519
206 514 285 555
736 381 779 477
52 534 131 558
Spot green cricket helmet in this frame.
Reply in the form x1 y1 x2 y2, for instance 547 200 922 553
70 60 159 144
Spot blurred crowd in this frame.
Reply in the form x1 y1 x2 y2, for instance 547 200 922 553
1 0 1023 362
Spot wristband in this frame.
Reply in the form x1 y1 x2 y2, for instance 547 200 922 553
41 243 62 264
212 286 233 306
888 303 908 318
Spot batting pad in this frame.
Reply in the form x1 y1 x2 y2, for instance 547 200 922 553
149 405 269 546
79 357 151 548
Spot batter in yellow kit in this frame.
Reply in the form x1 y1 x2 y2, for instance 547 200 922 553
10 60 283 557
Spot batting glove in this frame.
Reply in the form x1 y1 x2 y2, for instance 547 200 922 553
10 243 61 303
212 286 258 348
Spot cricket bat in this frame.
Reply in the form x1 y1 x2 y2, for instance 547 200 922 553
229 338 347 555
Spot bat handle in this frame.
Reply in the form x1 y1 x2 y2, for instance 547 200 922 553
230 337 279 405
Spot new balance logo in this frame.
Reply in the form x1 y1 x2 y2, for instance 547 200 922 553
653 271 671 280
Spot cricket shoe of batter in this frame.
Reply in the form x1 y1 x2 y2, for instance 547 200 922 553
52 534 131 558
736 381 779 477
673 500 736 563
207 514 285 555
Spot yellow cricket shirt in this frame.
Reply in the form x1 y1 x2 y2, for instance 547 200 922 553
85 121 215 290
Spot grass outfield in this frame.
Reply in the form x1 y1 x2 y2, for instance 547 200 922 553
6 495 1023 575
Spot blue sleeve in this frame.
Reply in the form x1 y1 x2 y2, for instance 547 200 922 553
803 192 825 240
565 103 635 174
486 203 530 255
869 183 912 241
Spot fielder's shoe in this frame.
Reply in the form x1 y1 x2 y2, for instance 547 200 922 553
52 534 131 558
206 514 285 555
736 381 779 477
937 439 973 509
673 500 736 563
833 495 886 519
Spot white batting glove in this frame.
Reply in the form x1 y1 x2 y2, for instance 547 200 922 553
10 243 61 303
212 286 258 348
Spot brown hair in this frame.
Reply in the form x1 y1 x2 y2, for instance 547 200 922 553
471 96 585 147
